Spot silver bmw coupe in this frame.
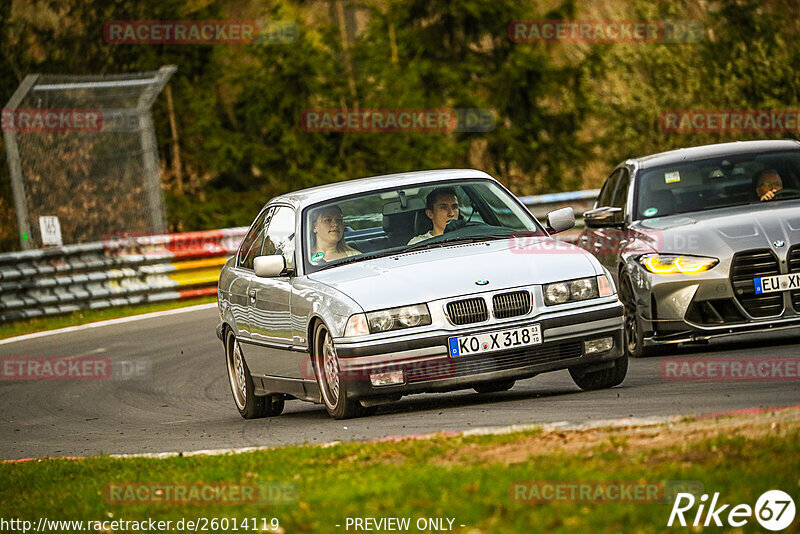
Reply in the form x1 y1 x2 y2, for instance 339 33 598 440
217 169 625 419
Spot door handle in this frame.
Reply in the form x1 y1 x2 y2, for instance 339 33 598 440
249 289 256 303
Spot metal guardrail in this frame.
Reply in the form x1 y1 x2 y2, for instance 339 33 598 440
0 228 247 323
0 189 600 324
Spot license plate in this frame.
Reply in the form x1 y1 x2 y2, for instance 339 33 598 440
754 273 800 294
448 325 542 357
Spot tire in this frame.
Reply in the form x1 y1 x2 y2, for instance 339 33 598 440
569 355 628 391
473 380 516 394
225 328 284 419
312 322 373 419
619 272 650 358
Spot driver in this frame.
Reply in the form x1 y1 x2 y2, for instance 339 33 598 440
756 169 783 201
407 187 460 245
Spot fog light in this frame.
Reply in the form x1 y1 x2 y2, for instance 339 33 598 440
584 337 613 355
370 370 404 386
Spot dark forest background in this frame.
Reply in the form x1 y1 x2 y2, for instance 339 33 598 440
1 0 798 251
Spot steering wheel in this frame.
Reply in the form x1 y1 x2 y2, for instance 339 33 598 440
443 219 467 233
773 188 800 199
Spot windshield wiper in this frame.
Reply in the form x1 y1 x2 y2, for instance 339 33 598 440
313 249 403 271
402 234 512 253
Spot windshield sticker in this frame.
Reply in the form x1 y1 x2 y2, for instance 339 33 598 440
643 207 658 217
665 171 680 184
311 252 324 262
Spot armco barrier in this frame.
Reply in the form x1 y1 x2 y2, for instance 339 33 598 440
0 228 247 323
0 190 600 324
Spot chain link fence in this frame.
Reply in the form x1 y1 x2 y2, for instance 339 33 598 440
2 66 176 250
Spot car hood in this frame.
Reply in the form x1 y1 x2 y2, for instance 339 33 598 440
307 238 599 311
632 200 800 256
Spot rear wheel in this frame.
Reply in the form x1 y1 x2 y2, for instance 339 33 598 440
225 329 284 419
474 380 515 394
569 356 628 390
312 322 374 419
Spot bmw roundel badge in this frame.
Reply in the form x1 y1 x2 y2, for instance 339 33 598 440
475 280 489 286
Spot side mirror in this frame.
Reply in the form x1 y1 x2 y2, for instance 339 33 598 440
545 207 575 234
583 207 624 229
254 255 286 277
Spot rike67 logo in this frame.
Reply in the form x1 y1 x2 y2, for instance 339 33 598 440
668 490 795 531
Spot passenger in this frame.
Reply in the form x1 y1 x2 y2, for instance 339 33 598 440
756 169 783 201
309 205 359 264
407 187 460 245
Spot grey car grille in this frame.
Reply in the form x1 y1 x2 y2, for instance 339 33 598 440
730 249 783 317
492 290 531 319
446 297 488 325
789 245 800 311
404 341 582 382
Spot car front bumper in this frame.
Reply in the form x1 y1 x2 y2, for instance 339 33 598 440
333 301 624 399
626 261 800 345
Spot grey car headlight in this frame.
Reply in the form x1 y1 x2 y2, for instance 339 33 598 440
544 276 608 306
345 304 432 336
640 254 718 275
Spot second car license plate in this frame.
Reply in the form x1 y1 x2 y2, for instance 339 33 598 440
448 325 542 357
754 273 800 294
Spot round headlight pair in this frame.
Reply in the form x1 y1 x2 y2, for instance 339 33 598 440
544 277 599 306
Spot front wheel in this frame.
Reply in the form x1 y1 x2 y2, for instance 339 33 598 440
225 329 284 419
569 356 628 391
619 272 649 358
312 322 374 419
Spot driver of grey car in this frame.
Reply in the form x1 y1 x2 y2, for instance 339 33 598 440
756 169 783 202
407 187 460 245
309 204 360 264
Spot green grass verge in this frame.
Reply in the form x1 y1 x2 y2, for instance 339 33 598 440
1 423 797 533
0 296 217 341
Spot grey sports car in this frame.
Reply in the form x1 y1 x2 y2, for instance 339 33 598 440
579 140 800 358
216 169 625 419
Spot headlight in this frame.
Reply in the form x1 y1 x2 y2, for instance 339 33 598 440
364 304 431 334
543 277 600 306
640 254 718 275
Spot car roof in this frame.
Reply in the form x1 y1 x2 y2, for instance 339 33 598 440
266 169 496 209
629 139 800 170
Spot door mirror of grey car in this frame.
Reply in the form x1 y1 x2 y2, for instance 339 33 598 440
254 255 286 277
583 207 625 229
545 207 576 233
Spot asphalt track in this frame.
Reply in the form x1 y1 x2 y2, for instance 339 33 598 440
1 305 799 460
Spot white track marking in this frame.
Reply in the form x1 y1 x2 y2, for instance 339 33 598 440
0 303 218 345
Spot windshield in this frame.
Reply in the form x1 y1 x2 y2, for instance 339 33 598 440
635 149 800 220
302 179 543 273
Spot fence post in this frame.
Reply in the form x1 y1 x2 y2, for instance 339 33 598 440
3 74 39 250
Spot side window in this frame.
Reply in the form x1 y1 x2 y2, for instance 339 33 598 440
262 206 296 270
597 169 622 207
238 208 272 270
610 168 630 211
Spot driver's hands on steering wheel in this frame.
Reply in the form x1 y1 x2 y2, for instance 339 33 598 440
760 188 780 201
